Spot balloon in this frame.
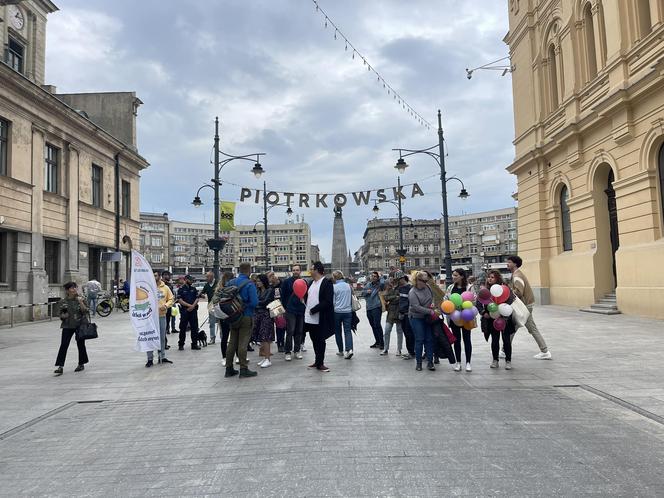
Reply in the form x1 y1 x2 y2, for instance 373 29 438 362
489 310 501 319
293 279 307 299
449 293 463 308
490 284 503 298
462 300 473 310
461 309 475 322
450 310 462 323
493 317 506 331
471 306 479 317
441 300 456 314
495 284 511 304
463 321 474 330
453 319 464 327
477 288 492 304
461 291 475 302
487 302 498 313
498 303 513 317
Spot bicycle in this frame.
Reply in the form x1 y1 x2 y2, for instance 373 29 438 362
95 292 129 317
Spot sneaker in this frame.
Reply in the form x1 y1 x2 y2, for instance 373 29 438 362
295 352 303 360
490 360 499 368
416 363 422 371
505 361 512 370
301 344 307 352
465 363 472 372
434 357 440 364
161 358 173 364
224 368 239 378
74 364 85 372
239 368 257 378
257 358 266 367
401 354 411 360
145 360 153 368
221 358 226 367
336 351 344 356
379 350 388 356
209 337 216 345
307 363 317 369
427 361 436 371
317 365 330 372
285 353 292 361
396 351 402 356
369 343 379 348
453 363 461 372
53 367 63 376
499 350 506 359
260 358 272 368
235 358 239 364
534 351 552 360
344 350 354 359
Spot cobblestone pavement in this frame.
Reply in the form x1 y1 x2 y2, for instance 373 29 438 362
1 305 664 496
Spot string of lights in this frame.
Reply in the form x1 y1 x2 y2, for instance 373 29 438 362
311 0 433 130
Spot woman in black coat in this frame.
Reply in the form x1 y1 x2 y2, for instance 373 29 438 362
303 261 335 372
478 270 516 370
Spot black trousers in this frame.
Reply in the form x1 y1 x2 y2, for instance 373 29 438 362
450 322 472 364
165 307 175 332
307 323 327 367
55 328 89 367
400 316 415 355
219 320 231 358
366 307 384 347
491 329 512 361
179 309 199 347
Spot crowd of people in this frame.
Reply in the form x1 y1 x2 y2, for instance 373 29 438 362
52 255 552 377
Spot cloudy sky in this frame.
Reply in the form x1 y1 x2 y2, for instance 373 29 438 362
46 0 516 261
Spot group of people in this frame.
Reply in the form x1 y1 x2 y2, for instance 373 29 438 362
52 254 552 377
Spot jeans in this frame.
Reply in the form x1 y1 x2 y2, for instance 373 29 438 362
87 296 97 317
401 316 415 355
227 316 252 369
491 329 512 361
334 312 353 352
383 320 403 352
178 308 199 347
285 312 304 353
147 316 167 361
450 321 472 364
219 320 231 358
55 328 89 367
208 312 217 341
525 304 548 353
409 317 433 363
307 323 326 367
366 307 384 347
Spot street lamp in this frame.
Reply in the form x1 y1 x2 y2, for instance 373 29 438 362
191 117 266 278
252 181 293 272
371 176 407 271
393 110 470 285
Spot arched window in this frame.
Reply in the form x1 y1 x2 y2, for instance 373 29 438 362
560 185 573 251
584 3 598 79
548 44 559 110
659 144 664 228
636 0 652 39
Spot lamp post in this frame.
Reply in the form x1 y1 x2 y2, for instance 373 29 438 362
393 110 469 285
252 181 293 272
372 176 407 271
192 117 266 278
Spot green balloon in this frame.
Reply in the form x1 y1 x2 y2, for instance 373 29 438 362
450 293 463 308
487 302 498 313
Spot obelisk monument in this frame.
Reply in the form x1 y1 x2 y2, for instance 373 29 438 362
331 206 349 275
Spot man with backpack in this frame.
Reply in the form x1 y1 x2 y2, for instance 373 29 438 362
223 262 258 378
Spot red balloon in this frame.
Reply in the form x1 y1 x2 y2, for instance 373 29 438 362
496 284 511 304
293 279 307 299
494 317 506 331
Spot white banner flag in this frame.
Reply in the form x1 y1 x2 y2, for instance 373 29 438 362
129 250 160 352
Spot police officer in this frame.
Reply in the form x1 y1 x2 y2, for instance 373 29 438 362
177 275 200 350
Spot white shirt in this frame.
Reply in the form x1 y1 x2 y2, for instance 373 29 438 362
304 278 323 325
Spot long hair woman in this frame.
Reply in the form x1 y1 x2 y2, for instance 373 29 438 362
479 270 516 370
408 271 436 372
445 268 472 372
254 274 275 368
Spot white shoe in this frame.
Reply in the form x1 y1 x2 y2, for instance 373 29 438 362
285 353 292 361
499 350 506 359
221 358 226 367
257 358 266 367
453 363 461 372
260 358 271 368
235 358 239 364
344 349 354 359
295 352 303 360
534 351 552 360
465 363 472 372
505 361 512 370
301 344 307 352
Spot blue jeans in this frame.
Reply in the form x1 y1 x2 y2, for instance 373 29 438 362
147 316 167 361
334 312 353 352
409 317 433 363
87 296 97 316
209 312 216 341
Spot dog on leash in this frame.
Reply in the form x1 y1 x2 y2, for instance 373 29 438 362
197 330 208 348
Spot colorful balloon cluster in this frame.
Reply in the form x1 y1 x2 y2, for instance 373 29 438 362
477 284 513 331
440 291 478 330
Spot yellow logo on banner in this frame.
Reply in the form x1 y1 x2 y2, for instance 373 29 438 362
220 201 236 231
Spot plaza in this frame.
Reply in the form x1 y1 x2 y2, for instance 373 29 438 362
1 306 664 496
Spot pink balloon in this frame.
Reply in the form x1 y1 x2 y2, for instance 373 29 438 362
494 317 506 331
293 279 307 299
477 288 492 305
461 291 475 302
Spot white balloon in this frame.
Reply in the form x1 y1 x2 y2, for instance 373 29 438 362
498 303 513 317
489 310 501 319
490 284 503 297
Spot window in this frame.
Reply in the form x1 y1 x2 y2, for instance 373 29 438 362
151 236 162 247
658 144 664 229
0 118 8 176
548 44 559 111
88 247 101 282
44 240 61 284
45 144 59 193
152 253 163 264
0 231 14 287
7 37 24 74
121 180 130 217
560 186 573 251
91 164 102 207
636 0 652 39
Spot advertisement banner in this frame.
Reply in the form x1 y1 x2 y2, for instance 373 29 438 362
220 201 236 231
129 250 160 352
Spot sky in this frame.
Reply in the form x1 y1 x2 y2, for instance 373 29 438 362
45 0 517 261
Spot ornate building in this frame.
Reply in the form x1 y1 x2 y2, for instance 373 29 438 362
506 0 664 318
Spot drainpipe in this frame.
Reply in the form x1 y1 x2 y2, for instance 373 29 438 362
114 152 121 297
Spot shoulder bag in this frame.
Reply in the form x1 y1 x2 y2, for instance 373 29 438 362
511 296 530 329
76 313 98 341
351 292 362 312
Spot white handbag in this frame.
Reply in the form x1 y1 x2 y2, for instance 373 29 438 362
266 299 286 318
511 296 530 328
351 293 362 312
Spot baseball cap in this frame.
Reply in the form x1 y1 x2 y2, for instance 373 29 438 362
184 274 193 281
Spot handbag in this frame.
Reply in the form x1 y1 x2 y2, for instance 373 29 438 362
76 313 98 341
274 315 287 329
442 321 456 345
351 293 362 312
511 296 530 328
266 299 286 318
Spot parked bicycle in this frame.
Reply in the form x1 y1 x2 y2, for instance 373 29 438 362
95 292 129 317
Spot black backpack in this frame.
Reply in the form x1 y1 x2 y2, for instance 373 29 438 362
211 280 251 323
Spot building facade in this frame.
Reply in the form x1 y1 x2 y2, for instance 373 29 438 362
139 212 170 271
361 208 517 277
506 0 664 318
0 1 148 324
169 220 232 275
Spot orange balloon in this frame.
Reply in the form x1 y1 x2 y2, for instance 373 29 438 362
441 300 455 314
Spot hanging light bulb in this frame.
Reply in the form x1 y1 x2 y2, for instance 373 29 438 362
345 41 348 51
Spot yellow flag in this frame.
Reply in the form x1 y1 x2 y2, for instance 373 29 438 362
220 201 236 231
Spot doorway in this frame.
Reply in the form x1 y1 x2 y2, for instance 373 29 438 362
604 170 619 288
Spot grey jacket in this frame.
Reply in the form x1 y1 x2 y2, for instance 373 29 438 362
408 286 433 319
